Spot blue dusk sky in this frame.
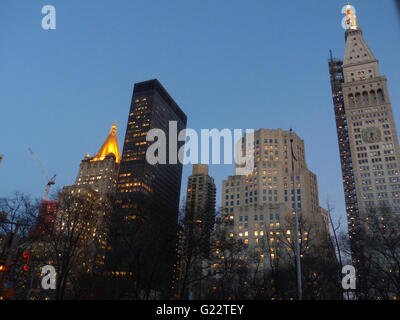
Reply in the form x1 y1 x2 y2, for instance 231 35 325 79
0 1 399 228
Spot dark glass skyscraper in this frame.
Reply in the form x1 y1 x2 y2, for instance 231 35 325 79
107 79 187 298
117 79 186 217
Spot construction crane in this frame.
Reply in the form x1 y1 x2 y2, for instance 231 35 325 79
28 148 56 200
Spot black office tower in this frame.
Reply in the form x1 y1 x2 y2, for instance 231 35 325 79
107 79 187 299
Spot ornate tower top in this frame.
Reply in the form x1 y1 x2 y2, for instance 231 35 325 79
342 2 358 30
91 122 121 163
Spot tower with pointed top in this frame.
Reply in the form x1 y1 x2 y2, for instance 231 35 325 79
45 123 121 291
330 5 400 259
75 122 121 195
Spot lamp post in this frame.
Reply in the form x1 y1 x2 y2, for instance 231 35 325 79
290 129 303 300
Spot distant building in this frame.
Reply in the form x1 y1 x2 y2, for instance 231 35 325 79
184 164 216 258
31 200 57 238
179 164 216 299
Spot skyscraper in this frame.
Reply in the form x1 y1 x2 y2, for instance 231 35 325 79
75 122 121 195
59 122 121 264
29 123 121 299
329 5 400 257
221 129 328 249
184 164 216 258
179 164 216 299
108 79 187 298
210 129 335 299
35 122 120 242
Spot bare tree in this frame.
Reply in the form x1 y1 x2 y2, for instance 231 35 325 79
31 186 113 300
245 213 342 300
357 206 400 299
0 193 41 300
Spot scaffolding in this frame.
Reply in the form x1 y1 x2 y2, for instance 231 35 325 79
328 52 361 253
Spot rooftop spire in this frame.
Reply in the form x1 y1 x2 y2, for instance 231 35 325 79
92 122 121 163
342 2 358 30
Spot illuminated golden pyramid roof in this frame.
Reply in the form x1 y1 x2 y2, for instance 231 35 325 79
92 121 121 163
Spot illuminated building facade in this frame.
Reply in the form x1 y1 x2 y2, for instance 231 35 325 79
75 122 120 195
57 123 121 271
28 124 121 299
220 129 329 262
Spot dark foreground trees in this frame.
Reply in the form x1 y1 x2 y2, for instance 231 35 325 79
340 206 400 299
7 190 399 300
104 192 180 299
201 212 342 300
0 193 40 299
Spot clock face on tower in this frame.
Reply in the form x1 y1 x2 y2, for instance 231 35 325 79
361 127 381 143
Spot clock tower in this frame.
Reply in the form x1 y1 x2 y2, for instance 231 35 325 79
329 5 400 246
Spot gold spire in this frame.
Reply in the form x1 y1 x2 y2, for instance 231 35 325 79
343 2 358 30
92 122 121 163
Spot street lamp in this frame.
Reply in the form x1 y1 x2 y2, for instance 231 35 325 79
290 129 303 300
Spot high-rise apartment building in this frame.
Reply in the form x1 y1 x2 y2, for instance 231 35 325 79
108 79 187 297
